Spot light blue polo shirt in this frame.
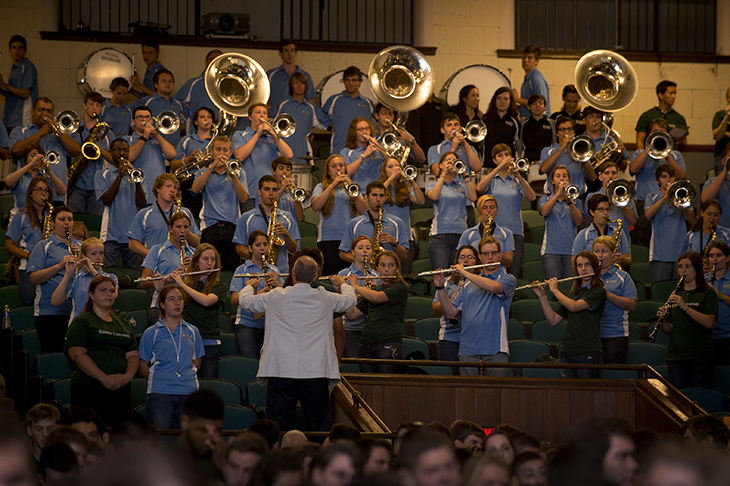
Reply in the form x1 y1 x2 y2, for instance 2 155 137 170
458 223 515 254
705 270 730 339
125 132 167 205
28 234 83 316
339 212 409 254
538 195 582 256
341 145 385 191
311 183 354 242
539 143 587 194
95 165 147 244
629 149 686 201
573 223 630 256
9 172 56 215
426 140 478 169
519 67 550 118
143 61 165 93
383 186 415 230
323 91 375 155
232 207 300 273
142 240 196 307
267 65 316 115
484 173 526 236
426 179 469 235
231 127 281 195
131 93 189 147
100 100 132 137
338 263 380 332
10 125 70 200
6 209 45 270
127 204 200 250
646 191 687 262
65 269 118 325
174 75 218 134
230 260 283 330
193 167 247 228
3 58 38 128
175 132 211 160
599 266 637 338
72 121 111 191
274 97 329 163
702 176 730 228
451 267 516 356
433 280 462 342
139 318 204 395
680 225 730 256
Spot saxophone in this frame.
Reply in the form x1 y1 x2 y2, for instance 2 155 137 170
372 206 385 257
172 194 184 216
703 226 717 266
41 200 54 239
66 229 76 256
482 214 495 238
609 218 623 271
67 116 110 193
267 200 285 265
179 237 187 267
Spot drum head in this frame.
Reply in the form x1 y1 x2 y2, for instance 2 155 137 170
439 64 511 107
316 70 377 106
76 48 134 98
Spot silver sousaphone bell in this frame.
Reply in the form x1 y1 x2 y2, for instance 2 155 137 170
574 50 638 113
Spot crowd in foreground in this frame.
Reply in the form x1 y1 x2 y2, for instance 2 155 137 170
4 389 730 486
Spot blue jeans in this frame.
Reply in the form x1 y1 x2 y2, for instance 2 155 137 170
234 325 264 358
18 269 35 306
668 360 714 389
428 234 461 272
542 254 573 279
343 331 362 359
146 393 186 429
104 241 144 270
459 352 510 376
68 188 103 216
358 341 403 374
199 344 220 379
560 354 602 379
507 234 525 277
651 262 678 284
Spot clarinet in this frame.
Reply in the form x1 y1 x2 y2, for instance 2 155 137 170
648 276 685 343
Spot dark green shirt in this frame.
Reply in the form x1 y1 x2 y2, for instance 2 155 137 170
667 287 718 363
712 109 730 157
358 281 409 344
635 106 688 143
555 285 606 356
66 311 137 385
182 280 228 340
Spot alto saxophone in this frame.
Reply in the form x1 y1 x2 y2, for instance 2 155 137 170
267 200 285 265
372 207 385 257
180 237 187 267
482 214 495 238
609 218 623 271
42 200 54 239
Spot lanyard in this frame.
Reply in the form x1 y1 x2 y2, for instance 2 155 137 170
164 321 183 378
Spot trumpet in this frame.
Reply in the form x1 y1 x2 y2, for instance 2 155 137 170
134 269 221 283
144 111 180 134
338 173 360 197
119 158 144 183
263 114 296 138
452 119 487 143
226 159 241 177
43 151 61 166
453 159 468 175
645 130 673 159
288 186 307 202
417 263 501 277
515 273 595 291
568 135 596 163
648 276 685 342
667 180 696 209
402 165 418 180
606 179 635 208
513 157 530 172
565 185 580 200
45 110 80 137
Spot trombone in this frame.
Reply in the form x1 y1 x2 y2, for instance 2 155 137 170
144 111 180 134
667 180 696 209
606 179 635 208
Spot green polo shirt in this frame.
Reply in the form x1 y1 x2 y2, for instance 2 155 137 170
358 281 409 345
635 106 688 143
182 280 228 340
555 285 606 356
667 287 718 363
66 312 137 385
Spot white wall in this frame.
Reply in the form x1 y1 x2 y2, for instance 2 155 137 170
1 0 728 147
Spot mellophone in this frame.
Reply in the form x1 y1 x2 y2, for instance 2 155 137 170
515 274 595 291
134 269 220 283
233 272 396 280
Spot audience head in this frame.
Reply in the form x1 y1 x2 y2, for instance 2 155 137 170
485 430 515 466
683 415 730 451
181 389 224 457
357 439 391 476
449 420 486 449
252 448 302 486
63 406 108 449
461 454 511 486
39 442 79 485
47 425 89 474
310 442 362 486
25 403 60 455
325 423 362 446
513 452 548 486
570 417 637 486
399 430 460 486
281 430 308 449
248 419 281 451
222 432 270 486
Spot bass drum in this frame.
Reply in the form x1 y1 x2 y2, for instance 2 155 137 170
291 163 314 193
439 64 511 107
76 48 134 98
316 70 377 107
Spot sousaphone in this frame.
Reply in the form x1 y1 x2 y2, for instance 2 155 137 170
574 50 638 113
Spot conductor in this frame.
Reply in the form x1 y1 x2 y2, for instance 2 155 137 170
238 256 356 431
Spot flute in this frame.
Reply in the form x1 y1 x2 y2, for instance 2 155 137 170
515 273 595 291
233 273 396 280
417 263 501 277
134 269 220 283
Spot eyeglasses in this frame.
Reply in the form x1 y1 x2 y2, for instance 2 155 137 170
34 188 50 194
480 251 500 257
135 115 151 120
459 254 477 261
595 207 611 213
